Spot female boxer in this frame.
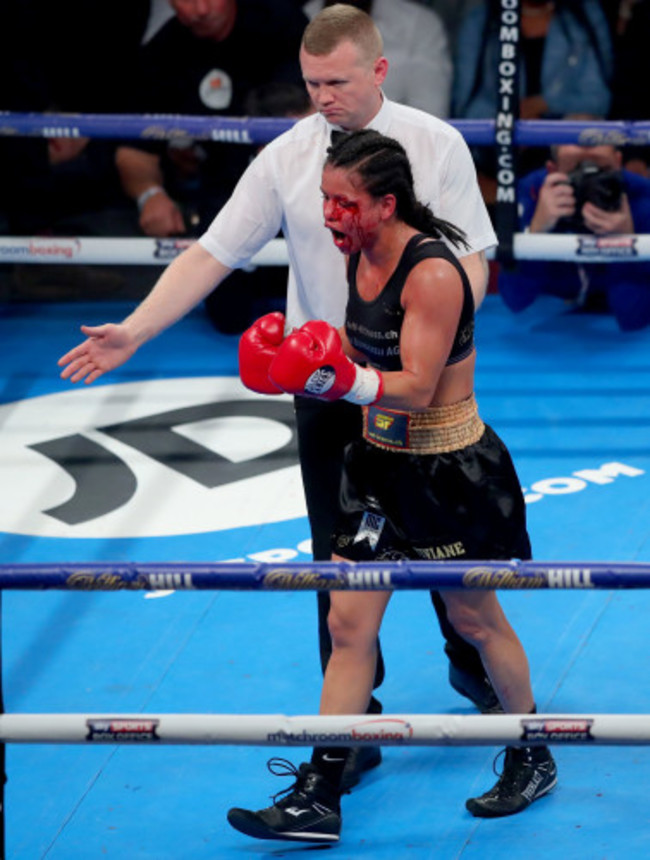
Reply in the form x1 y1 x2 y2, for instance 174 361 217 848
230 129 556 844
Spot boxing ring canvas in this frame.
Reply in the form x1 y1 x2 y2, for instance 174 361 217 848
1 293 650 858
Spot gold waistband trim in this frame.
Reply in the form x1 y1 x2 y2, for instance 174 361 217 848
362 394 485 454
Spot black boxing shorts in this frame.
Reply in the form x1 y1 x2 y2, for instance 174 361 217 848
331 423 531 563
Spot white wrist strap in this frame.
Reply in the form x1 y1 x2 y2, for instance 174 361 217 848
137 185 165 211
343 365 382 405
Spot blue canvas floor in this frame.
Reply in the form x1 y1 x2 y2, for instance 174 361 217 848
1 293 650 858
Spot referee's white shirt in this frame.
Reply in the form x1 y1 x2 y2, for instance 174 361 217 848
199 96 497 330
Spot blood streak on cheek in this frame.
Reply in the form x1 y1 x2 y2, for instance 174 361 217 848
349 210 366 243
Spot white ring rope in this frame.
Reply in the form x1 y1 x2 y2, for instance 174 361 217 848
0 233 645 266
0 713 647 746
0 236 288 267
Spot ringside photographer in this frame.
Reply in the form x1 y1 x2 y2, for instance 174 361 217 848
497 142 650 331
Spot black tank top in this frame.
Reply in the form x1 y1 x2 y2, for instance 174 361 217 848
345 233 475 372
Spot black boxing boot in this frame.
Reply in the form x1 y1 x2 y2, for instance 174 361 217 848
227 758 341 843
466 745 557 818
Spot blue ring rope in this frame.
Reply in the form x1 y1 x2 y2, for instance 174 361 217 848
2 112 650 146
0 560 648 591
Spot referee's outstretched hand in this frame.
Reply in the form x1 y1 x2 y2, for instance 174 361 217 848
58 323 138 384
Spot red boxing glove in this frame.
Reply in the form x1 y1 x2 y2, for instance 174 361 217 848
238 312 286 394
269 319 383 404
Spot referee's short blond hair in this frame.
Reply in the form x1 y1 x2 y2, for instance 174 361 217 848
302 4 383 64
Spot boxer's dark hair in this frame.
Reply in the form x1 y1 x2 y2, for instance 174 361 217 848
327 129 469 249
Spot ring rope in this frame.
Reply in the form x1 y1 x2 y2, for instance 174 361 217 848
0 560 649 591
0 713 647 746
1 112 650 147
0 234 645 265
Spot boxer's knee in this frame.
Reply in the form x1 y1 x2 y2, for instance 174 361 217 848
328 602 378 654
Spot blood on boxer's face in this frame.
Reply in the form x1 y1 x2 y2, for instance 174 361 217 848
321 164 384 255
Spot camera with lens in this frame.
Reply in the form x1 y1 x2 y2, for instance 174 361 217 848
561 160 624 231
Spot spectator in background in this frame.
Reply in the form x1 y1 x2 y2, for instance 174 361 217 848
302 0 452 117
451 0 614 207
600 0 643 37
497 142 650 331
141 0 176 42
0 0 149 238
0 0 150 299
116 0 309 240
423 0 482 51
609 0 650 176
